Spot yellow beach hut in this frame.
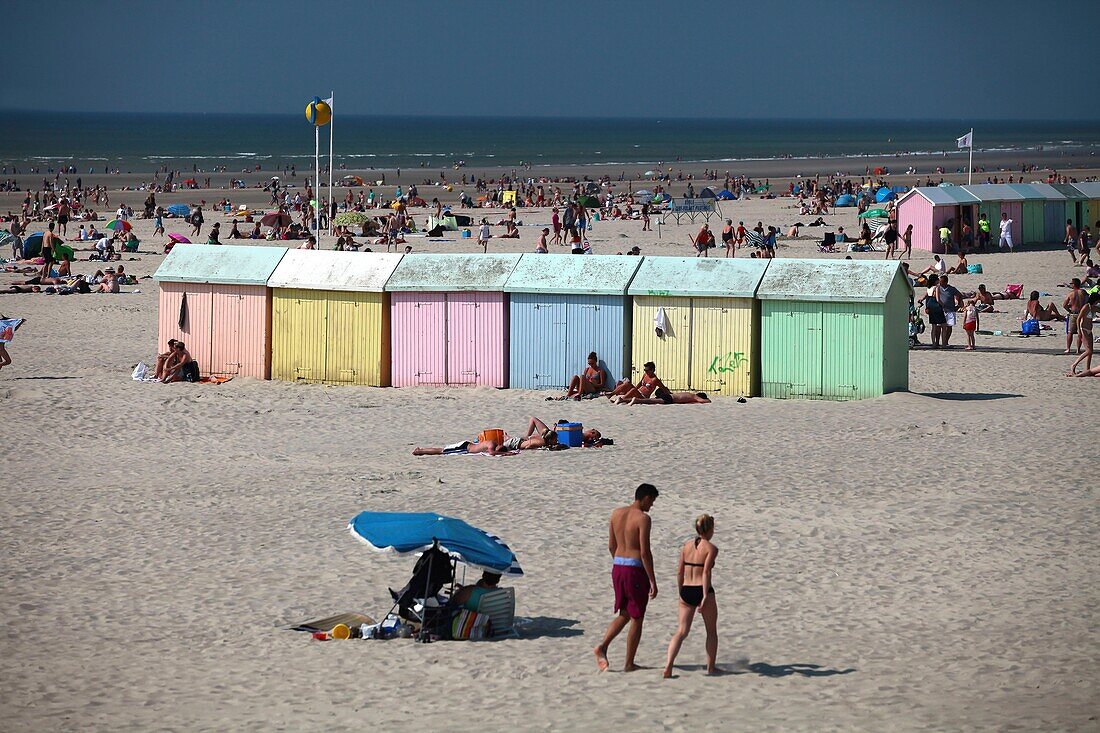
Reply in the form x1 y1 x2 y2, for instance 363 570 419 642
626 257 769 397
268 251 403 386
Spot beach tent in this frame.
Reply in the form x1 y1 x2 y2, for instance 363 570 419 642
167 204 190 217
626 257 769 397
757 259 909 400
385 254 521 387
154 245 288 380
699 187 718 199
715 189 736 200
504 254 643 390
577 195 600 208
834 194 856 207
21 232 44 258
267 251 403 386
633 189 653 198
875 187 896 203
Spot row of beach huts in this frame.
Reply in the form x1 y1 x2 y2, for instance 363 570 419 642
154 247 910 401
897 182 1100 252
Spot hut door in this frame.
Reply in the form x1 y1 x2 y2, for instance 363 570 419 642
210 288 244 376
778 303 823 397
445 296 480 385
529 299 567 389
182 288 214 378
690 298 749 396
410 296 446 384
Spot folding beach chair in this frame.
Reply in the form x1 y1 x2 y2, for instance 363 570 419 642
818 232 837 252
475 587 517 638
744 231 763 249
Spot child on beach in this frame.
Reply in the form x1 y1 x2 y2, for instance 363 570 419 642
963 298 979 350
0 317 25 371
478 219 490 253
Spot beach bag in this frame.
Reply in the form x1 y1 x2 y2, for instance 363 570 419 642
478 429 505 445
1004 284 1023 299
1020 319 1040 336
966 264 983 274
451 610 491 641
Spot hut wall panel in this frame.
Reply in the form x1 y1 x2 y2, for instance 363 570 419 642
630 296 692 390
390 292 446 386
930 206 954 254
1022 201 1045 244
1044 202 1065 243
898 194 934 252
882 278 911 394
760 301 823 398
271 288 327 382
509 293 567 389
209 285 269 379
979 203 1001 247
820 301 883 400
687 297 756 397
1001 202 1023 244
158 283 214 377
564 295 626 389
473 292 508 388
325 291 384 385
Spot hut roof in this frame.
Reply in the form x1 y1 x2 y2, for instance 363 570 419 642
1026 183 1071 200
757 259 905 303
268 251 403 292
901 186 981 206
1072 182 1100 198
1052 184 1088 200
154 244 288 285
626 256 769 298
504 254 643 296
385 253 522 292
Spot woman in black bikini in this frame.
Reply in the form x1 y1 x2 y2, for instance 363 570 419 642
663 514 719 678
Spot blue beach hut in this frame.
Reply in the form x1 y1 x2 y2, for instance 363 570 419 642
504 254 643 390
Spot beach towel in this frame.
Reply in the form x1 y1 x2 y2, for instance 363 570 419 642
291 612 376 633
654 307 669 338
1004 284 1023 299
178 292 188 329
451 610 491 641
0 318 24 343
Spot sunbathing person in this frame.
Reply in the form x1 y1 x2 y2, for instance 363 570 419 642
616 391 712 405
561 351 607 399
949 252 969 275
413 417 600 456
609 361 671 402
1024 291 1064 322
451 571 503 611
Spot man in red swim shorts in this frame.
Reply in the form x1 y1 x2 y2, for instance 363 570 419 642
594 483 659 672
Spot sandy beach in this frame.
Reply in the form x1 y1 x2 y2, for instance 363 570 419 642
1 180 1097 732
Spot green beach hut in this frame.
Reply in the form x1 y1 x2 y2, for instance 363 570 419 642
757 259 910 401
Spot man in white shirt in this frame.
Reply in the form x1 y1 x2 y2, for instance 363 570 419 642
116 206 128 222
998 212 1013 250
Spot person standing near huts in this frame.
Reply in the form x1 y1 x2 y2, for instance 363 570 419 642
998 212 1013 251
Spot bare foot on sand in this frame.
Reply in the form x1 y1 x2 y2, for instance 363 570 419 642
594 647 609 672
662 667 674 678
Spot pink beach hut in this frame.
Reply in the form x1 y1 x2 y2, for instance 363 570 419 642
154 244 288 379
895 186 982 254
385 254 521 387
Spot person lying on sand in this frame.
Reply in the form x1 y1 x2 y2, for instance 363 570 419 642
413 417 600 456
612 391 711 405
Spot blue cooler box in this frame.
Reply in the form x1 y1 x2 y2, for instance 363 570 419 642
555 422 584 447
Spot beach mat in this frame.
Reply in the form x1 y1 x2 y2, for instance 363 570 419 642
291 612 375 633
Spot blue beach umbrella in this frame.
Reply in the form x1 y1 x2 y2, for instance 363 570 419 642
835 194 856 207
349 511 524 576
167 204 191 217
875 187 896 203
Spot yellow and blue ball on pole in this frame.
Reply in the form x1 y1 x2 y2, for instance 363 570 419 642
305 96 331 127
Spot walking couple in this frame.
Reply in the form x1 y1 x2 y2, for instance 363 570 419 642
593 483 720 678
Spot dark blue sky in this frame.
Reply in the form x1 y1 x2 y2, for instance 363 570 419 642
5 0 1098 119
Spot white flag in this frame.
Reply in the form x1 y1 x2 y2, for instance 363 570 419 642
323 95 333 109
957 131 972 149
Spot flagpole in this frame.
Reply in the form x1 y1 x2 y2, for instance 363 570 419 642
315 125 320 238
968 128 974 186
328 91 334 234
